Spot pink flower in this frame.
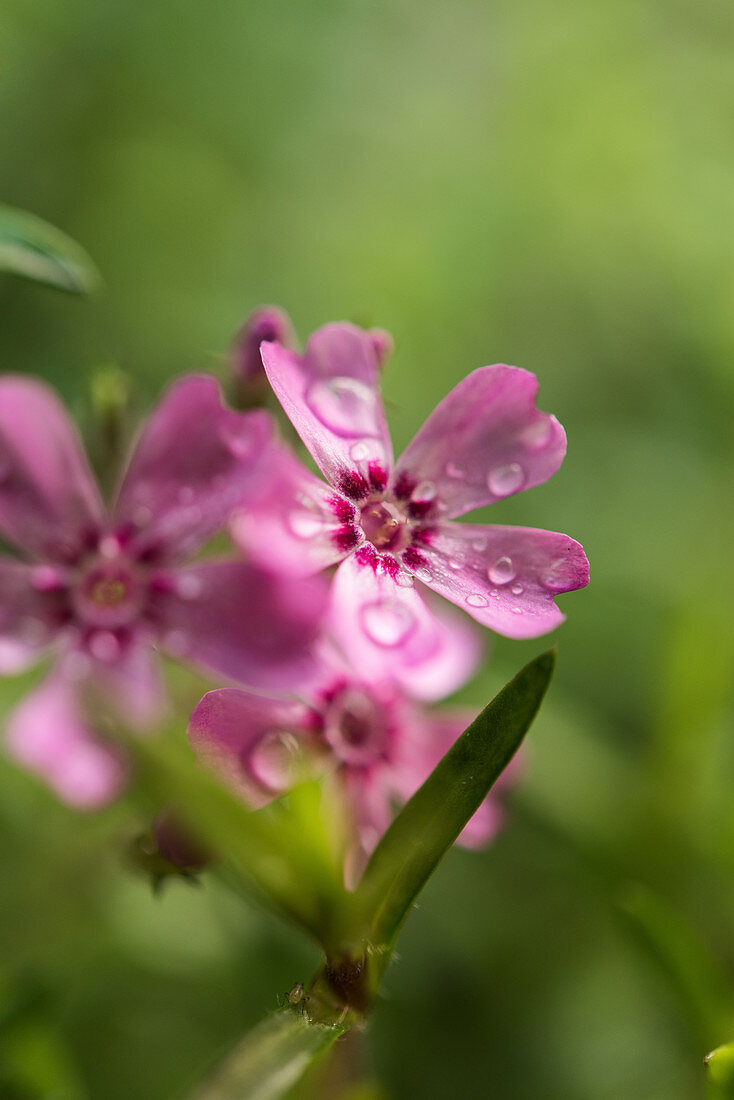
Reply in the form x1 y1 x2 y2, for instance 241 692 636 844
189 598 511 882
0 374 325 807
232 323 589 652
229 306 296 401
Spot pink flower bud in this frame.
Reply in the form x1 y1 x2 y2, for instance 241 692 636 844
230 306 296 397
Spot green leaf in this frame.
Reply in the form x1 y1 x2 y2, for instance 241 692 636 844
705 1043 734 1094
189 1010 347 1100
356 650 556 948
127 732 353 952
0 202 99 293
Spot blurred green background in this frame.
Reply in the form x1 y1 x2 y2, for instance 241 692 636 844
2 0 734 1096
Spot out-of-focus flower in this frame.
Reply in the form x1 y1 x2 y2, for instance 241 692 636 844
0 374 325 806
189 596 513 882
229 306 296 403
232 322 589 656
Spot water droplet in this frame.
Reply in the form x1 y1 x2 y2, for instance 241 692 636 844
472 536 488 552
542 559 568 591
465 593 488 608
414 566 432 583
99 534 121 559
350 441 370 462
522 418 552 450
395 572 414 588
88 630 121 662
176 573 203 599
361 600 416 647
488 556 516 584
249 730 301 792
511 607 524 615
30 564 64 592
178 485 196 505
221 417 255 457
511 583 524 595
445 461 466 479
287 508 328 540
487 462 524 497
411 480 437 504
305 376 378 438
448 553 466 570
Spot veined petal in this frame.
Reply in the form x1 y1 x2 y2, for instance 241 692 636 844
150 560 326 692
329 555 482 702
261 323 393 498
230 445 355 576
0 377 103 560
0 558 67 672
189 688 310 800
393 366 567 519
414 522 590 639
114 374 273 558
5 673 127 808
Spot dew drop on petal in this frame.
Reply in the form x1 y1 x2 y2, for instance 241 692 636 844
361 600 416 647
488 556 516 585
305 377 378 438
487 462 524 497
411 480 437 504
287 508 328 540
414 565 432 583
511 583 524 595
395 572 414 588
88 630 121 662
350 441 370 463
465 593 488 608
445 461 466 479
448 553 466 570
522 418 552 451
249 730 301 792
511 607 524 615
542 559 569 591
472 536 488 552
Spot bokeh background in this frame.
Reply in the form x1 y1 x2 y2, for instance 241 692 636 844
2 1 734 1097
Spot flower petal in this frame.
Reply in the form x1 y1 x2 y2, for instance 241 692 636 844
0 376 104 560
114 374 274 558
4 672 127 808
230 445 354 576
189 688 309 800
414 522 590 639
0 558 66 672
150 560 327 692
393 366 567 518
329 555 482 702
86 641 167 730
261 323 393 496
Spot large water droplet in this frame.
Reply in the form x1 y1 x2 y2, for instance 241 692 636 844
445 461 466 479
361 600 416 647
414 565 432 583
522 418 552 450
448 553 466 570
287 508 328 540
98 534 121 560
350 441 370 463
511 583 524 595
305 376 378 438
488 556 516 585
411 479 437 504
487 462 524 497
465 593 488 608
249 730 301 792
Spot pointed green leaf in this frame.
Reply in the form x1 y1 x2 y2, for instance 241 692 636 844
357 650 556 947
189 1010 347 1100
0 202 99 293
705 1042 734 1093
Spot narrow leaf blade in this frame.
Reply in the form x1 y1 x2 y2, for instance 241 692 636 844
189 1011 347 1100
357 650 556 946
0 202 99 293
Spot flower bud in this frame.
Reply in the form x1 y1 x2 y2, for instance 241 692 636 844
230 305 296 404
153 810 211 872
368 327 394 369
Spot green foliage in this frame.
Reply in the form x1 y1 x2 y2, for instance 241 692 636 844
357 651 555 948
0 202 99 294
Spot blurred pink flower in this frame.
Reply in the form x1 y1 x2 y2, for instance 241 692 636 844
189 597 514 882
0 374 325 807
232 322 589 654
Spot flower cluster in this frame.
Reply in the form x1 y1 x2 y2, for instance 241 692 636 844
0 312 589 872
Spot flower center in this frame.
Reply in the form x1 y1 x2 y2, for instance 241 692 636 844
73 557 142 629
359 500 407 552
323 686 388 767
